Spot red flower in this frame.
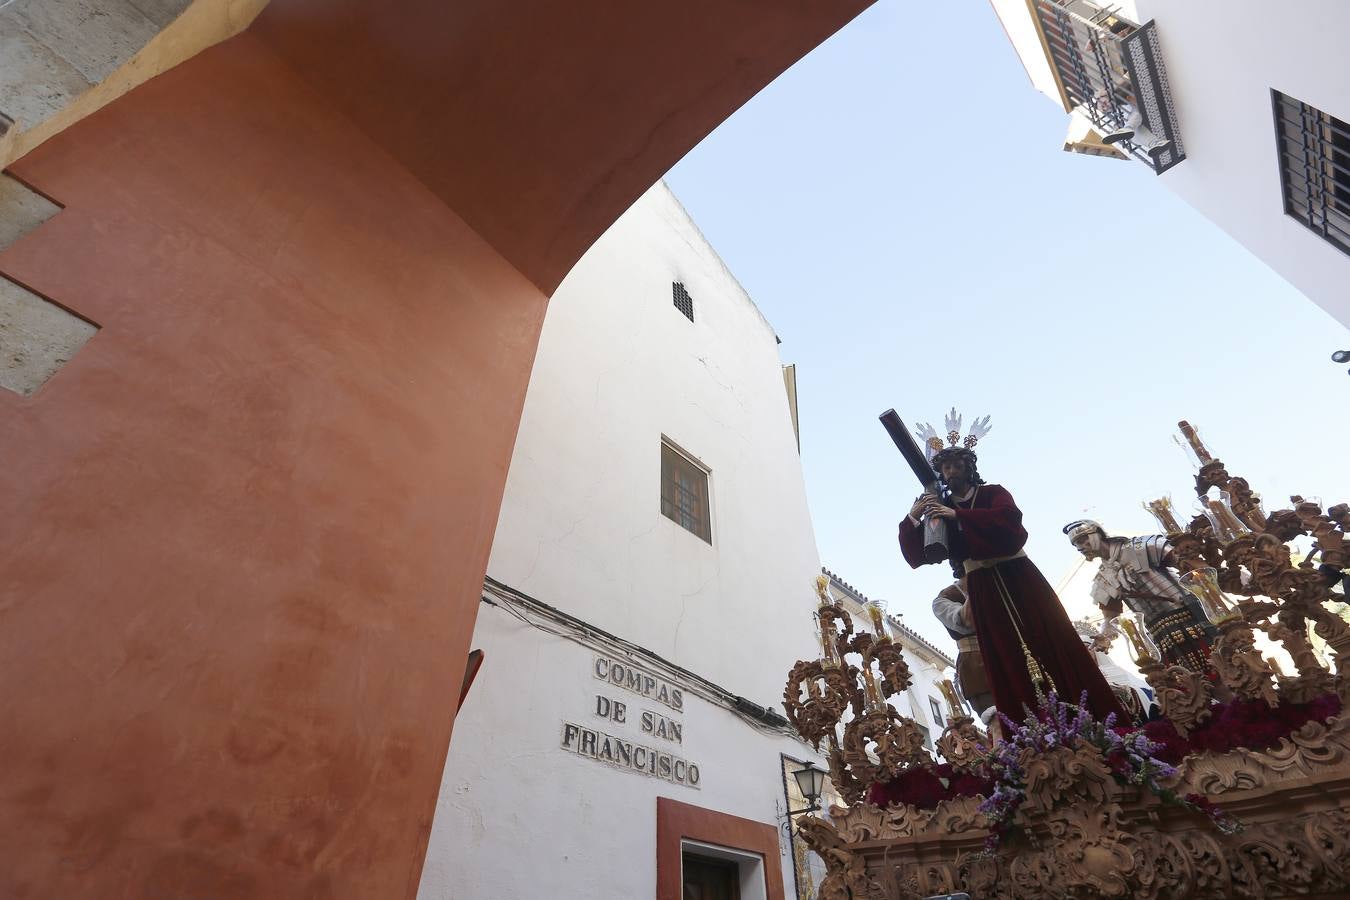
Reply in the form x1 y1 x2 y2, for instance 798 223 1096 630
866 764 994 810
1140 693 1340 763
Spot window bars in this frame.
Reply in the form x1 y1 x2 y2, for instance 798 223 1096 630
1273 91 1350 256
660 441 711 543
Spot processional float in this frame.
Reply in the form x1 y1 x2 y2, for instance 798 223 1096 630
784 419 1350 899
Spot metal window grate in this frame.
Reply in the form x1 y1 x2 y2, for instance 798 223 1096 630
672 282 694 322
1273 91 1350 256
660 440 711 543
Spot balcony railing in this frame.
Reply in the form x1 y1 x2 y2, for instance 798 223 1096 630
1033 0 1185 175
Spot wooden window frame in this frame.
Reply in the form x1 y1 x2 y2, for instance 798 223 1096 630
661 438 712 544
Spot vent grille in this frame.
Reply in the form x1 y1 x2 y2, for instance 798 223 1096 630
672 282 694 322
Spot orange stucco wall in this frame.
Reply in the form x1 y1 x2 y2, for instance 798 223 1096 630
0 35 547 897
249 0 875 294
0 1 873 896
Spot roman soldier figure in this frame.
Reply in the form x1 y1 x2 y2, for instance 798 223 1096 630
1064 519 1218 673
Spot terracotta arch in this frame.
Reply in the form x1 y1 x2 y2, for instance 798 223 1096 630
0 2 873 896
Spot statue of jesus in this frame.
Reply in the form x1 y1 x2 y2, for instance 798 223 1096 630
899 413 1126 722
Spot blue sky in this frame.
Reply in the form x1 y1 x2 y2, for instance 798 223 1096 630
666 0 1350 647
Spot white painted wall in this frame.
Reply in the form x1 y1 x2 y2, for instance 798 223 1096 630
418 182 826 899
991 0 1350 328
418 609 815 899
988 0 1067 110
478 181 824 700
1135 0 1350 328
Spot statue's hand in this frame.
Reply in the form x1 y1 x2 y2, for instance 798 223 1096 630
927 504 958 521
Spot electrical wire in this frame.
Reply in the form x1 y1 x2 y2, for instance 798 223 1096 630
480 575 798 738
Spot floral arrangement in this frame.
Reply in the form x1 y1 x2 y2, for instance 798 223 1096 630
863 692 1251 852
975 692 1240 852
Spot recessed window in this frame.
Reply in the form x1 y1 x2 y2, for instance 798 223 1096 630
672 281 695 322
929 697 944 726
1273 90 1350 255
661 440 711 543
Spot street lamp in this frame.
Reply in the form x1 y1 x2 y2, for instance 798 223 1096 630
788 763 827 816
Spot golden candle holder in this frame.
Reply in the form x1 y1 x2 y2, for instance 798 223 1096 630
1144 495 1182 534
939 678 965 721
817 614 838 669
1118 617 1157 665
1205 498 1246 541
864 600 887 637
814 575 840 668
1180 567 1238 623
861 667 884 711
1215 493 1249 537
1177 420 1214 464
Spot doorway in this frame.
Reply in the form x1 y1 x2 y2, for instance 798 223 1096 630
682 852 740 900
656 798 781 900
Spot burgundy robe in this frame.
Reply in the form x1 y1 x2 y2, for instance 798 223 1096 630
899 484 1127 723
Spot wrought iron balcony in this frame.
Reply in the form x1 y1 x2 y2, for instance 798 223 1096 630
1032 0 1185 175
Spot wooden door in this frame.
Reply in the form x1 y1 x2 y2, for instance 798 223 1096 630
682 853 740 900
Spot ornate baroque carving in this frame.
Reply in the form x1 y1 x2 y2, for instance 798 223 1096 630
934 716 983 769
844 714 1350 899
795 816 882 900
1138 660 1214 737
841 706 929 785
784 659 852 750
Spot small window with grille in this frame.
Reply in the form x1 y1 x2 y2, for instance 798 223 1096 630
672 281 694 322
1273 91 1350 256
660 440 711 543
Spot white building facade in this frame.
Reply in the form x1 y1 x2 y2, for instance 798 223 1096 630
417 183 835 900
990 0 1350 329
